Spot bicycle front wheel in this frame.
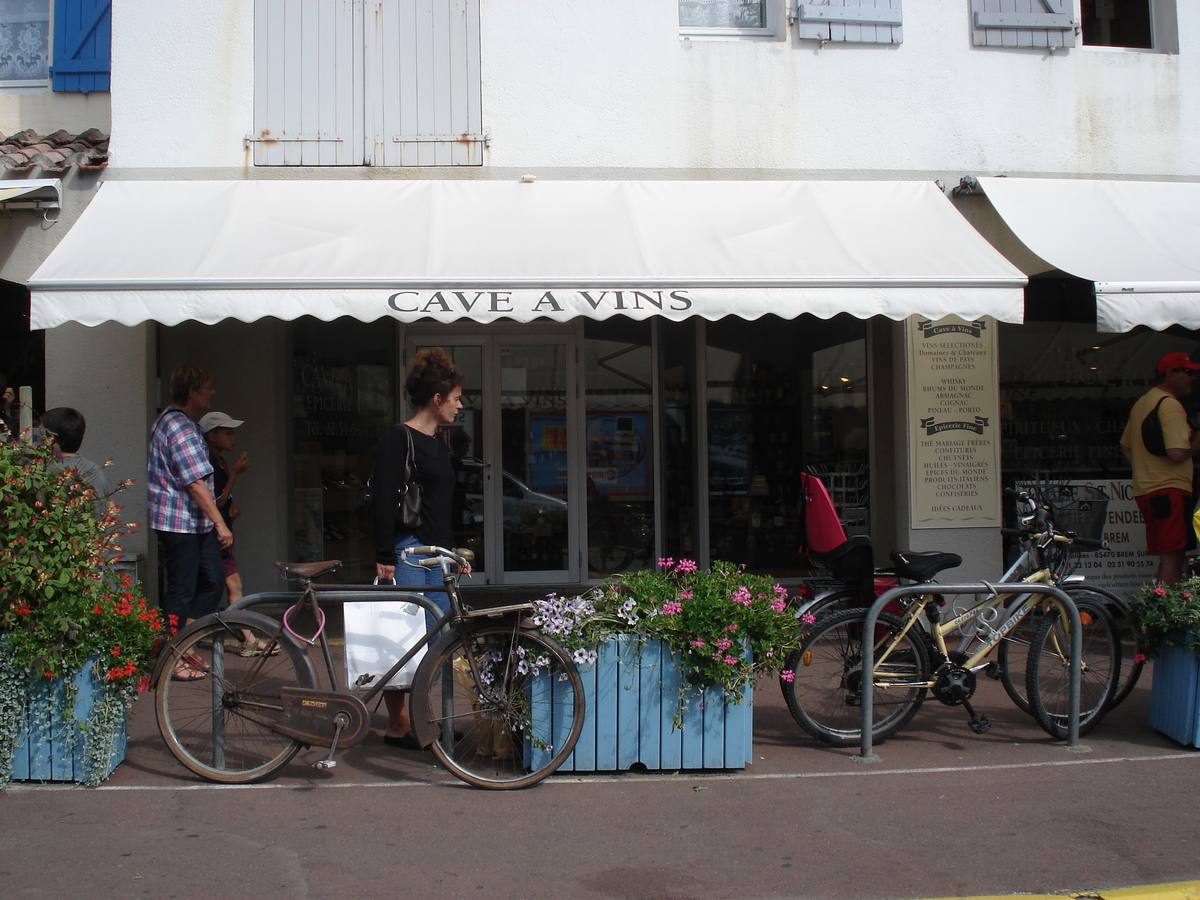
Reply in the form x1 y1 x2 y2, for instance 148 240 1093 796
155 612 316 784
782 609 930 747
1026 600 1120 740
415 625 584 790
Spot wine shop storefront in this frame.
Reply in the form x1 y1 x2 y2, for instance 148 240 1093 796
31 178 1029 597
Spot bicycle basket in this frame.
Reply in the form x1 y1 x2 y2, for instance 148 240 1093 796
1040 485 1109 542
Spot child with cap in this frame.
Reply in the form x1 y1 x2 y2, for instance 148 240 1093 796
199 412 268 655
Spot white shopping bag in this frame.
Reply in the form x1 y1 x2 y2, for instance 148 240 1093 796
343 598 427 690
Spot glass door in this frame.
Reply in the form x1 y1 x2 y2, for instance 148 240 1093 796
409 332 578 584
498 339 576 583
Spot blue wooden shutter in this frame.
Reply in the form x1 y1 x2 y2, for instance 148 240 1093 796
796 0 903 44
50 0 111 93
970 0 1077 49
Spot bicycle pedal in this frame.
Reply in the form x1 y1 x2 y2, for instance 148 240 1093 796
314 758 337 770
983 662 1001 681
969 714 991 734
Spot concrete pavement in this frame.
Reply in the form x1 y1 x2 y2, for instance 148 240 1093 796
2 660 1199 899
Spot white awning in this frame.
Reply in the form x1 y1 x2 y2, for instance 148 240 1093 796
976 177 1200 333
0 178 60 210
29 179 1025 329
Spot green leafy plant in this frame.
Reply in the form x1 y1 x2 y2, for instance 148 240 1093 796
1128 576 1200 660
533 558 806 701
0 438 162 786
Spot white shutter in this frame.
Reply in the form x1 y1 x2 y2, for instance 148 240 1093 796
970 0 1077 49
796 0 903 44
375 0 483 167
254 0 366 166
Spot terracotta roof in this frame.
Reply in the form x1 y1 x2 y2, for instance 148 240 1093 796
0 128 108 172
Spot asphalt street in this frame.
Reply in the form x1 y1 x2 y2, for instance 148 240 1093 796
2 659 1199 900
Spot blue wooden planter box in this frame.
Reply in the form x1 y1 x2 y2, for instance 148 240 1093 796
532 635 753 773
8 661 127 783
1149 644 1200 748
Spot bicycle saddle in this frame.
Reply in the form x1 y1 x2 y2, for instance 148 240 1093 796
275 560 342 581
888 550 962 583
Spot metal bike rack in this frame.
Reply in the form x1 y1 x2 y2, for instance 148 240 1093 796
856 581 1084 762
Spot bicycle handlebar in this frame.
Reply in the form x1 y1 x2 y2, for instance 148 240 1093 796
400 545 474 571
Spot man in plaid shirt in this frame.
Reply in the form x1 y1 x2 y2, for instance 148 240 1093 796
149 366 233 672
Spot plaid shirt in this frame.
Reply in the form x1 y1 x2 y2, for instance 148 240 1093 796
148 407 214 533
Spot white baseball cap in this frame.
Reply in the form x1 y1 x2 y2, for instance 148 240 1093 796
199 411 245 434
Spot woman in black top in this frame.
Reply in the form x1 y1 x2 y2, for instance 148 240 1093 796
371 348 469 749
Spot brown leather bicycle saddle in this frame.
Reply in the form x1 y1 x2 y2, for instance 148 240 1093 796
275 560 342 580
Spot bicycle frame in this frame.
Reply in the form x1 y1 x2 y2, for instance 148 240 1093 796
858 581 1083 761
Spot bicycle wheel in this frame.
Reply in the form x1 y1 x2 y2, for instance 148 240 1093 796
414 624 584 789
1077 586 1143 709
781 608 930 747
995 597 1041 715
1026 599 1120 739
155 611 317 784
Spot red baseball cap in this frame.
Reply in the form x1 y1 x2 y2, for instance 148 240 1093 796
1157 351 1200 374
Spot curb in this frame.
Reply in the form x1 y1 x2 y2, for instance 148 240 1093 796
923 882 1200 900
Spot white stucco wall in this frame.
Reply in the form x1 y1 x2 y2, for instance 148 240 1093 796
109 1 1200 179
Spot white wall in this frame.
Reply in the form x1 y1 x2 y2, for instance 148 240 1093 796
109 1 1200 179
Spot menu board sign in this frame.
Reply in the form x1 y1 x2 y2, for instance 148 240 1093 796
908 316 1001 528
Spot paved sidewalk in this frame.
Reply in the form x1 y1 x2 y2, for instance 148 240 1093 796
2 661 1198 899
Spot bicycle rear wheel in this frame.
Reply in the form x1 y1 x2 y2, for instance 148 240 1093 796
155 612 317 783
415 624 584 789
1026 600 1120 739
781 608 930 747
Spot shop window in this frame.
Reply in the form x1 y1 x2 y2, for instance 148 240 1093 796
705 315 868 576
679 0 781 39
660 320 701 562
1081 0 1175 50
995 322 1200 489
291 317 397 583
253 0 483 166
584 319 655 578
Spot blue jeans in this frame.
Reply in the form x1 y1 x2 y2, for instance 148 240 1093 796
157 529 225 633
391 533 449 631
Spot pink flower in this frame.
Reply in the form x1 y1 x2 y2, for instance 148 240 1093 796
801 612 816 625
1135 653 1147 664
660 600 683 616
676 559 698 574
678 591 694 600
1154 587 1167 596
723 655 738 665
725 623 738 632
732 587 752 606
691 639 706 648
715 638 733 651
771 597 787 613
779 670 795 683
658 557 674 569
773 583 788 599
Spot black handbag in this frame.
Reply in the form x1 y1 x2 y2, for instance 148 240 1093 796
355 425 422 529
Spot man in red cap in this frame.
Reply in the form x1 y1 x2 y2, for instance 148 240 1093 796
1121 351 1200 585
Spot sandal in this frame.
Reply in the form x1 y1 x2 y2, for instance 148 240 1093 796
171 661 207 682
240 640 280 658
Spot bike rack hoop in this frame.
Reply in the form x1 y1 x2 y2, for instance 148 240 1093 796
856 581 1083 762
